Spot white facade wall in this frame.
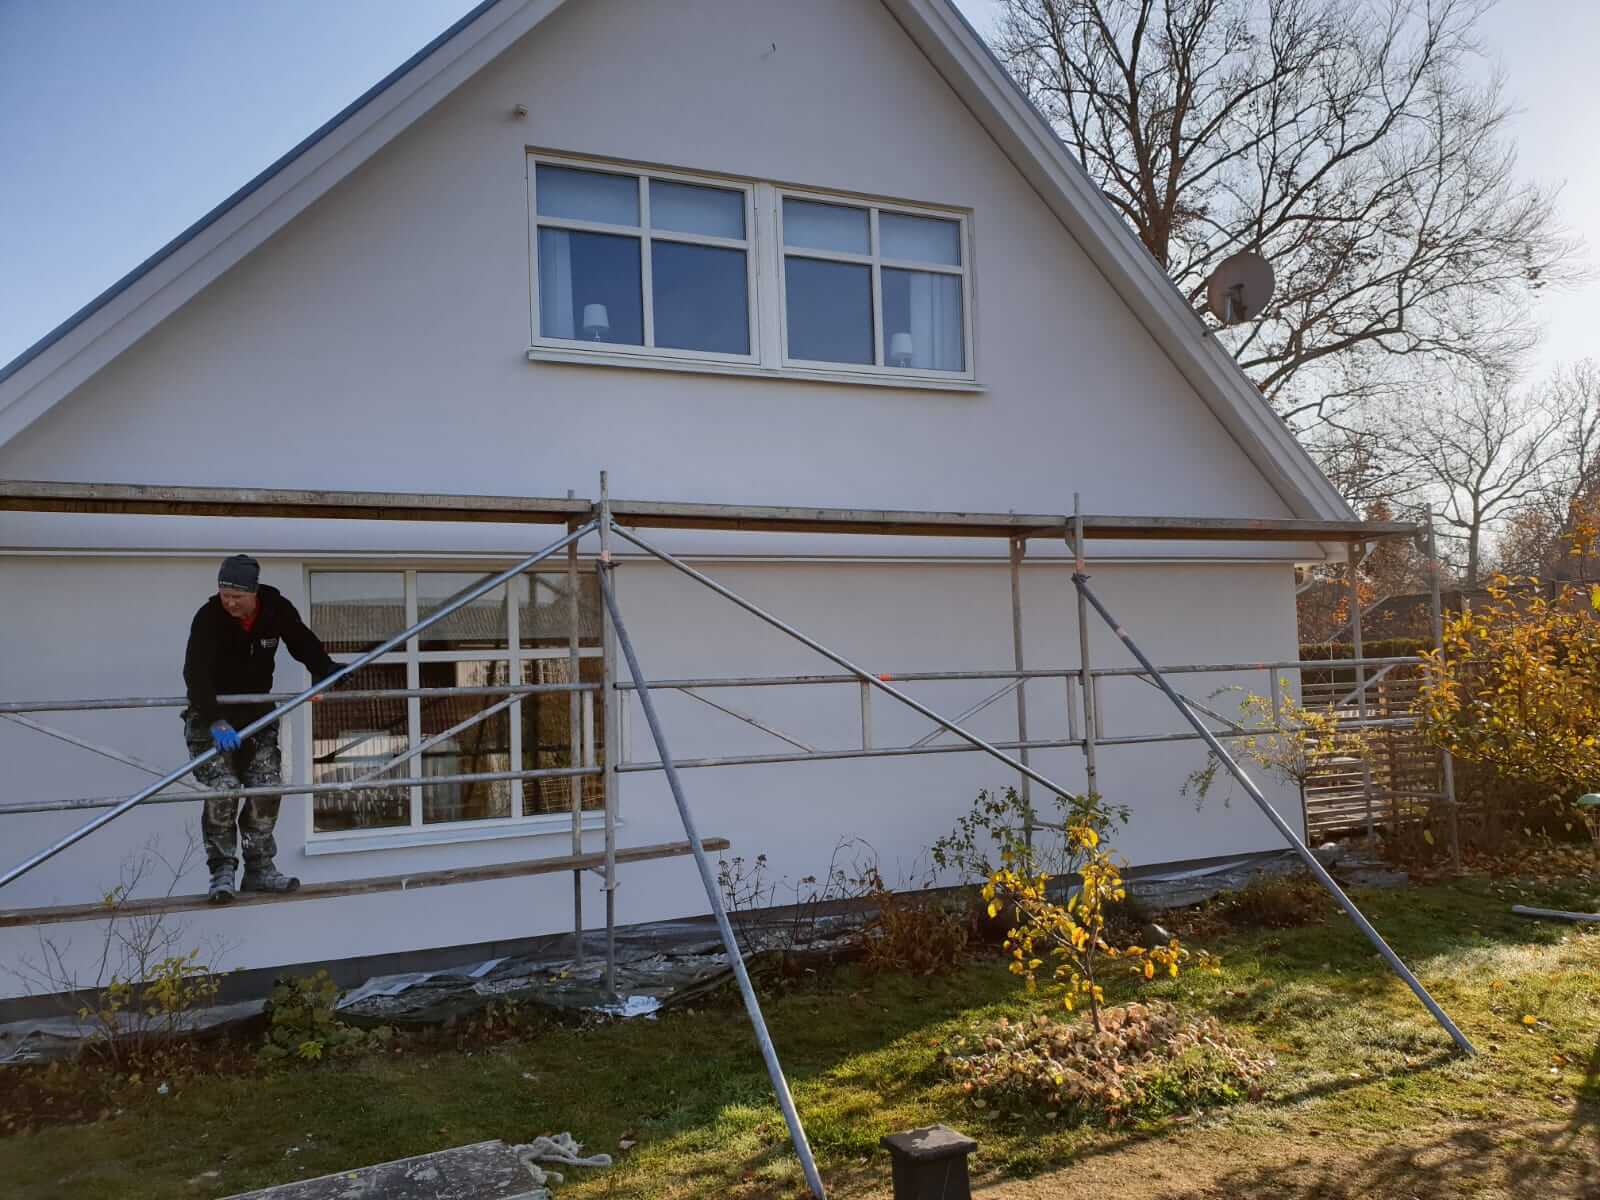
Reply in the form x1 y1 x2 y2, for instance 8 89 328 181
0 553 1301 999
0 0 1319 997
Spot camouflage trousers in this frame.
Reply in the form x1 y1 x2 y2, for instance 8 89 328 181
183 713 283 873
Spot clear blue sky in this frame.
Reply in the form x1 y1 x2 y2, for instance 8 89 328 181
2 0 1593 378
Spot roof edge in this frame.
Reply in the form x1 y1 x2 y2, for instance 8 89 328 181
0 0 569 450
887 0 1354 522
0 0 511 391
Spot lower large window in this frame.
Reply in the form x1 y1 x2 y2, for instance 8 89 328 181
306 568 604 836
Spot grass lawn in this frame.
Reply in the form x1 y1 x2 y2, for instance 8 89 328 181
1 867 1596 1199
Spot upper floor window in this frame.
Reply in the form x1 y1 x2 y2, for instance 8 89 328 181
780 197 967 374
532 163 755 360
528 153 975 385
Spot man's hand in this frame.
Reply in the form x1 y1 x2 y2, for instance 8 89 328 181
209 721 242 752
313 662 355 702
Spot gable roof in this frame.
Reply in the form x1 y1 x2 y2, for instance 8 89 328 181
0 0 1352 523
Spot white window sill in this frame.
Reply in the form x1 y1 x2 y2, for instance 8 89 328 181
527 346 985 393
303 812 611 857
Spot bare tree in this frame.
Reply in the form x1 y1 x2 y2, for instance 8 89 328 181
994 0 1580 430
1488 359 1600 579
1548 361 1600 495
1398 374 1571 585
1299 412 1417 511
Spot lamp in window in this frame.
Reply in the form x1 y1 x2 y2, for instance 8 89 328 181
582 303 610 341
889 331 915 368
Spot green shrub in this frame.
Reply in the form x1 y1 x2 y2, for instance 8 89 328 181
76 949 221 1071
259 971 391 1064
932 787 1129 886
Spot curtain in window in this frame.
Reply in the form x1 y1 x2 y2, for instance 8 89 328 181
539 229 575 339
907 272 963 372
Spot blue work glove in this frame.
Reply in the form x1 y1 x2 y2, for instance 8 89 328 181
209 721 242 752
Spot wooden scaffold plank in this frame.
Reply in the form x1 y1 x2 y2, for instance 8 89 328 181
0 838 729 928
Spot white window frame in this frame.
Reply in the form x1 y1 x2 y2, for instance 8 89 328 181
775 187 976 385
297 564 606 855
528 154 760 366
525 151 980 390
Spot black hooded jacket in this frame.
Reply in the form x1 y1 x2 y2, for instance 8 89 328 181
183 584 340 726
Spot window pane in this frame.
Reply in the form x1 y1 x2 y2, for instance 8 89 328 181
417 573 507 652
520 572 602 650
522 657 605 815
882 268 965 371
311 661 410 832
652 242 750 354
783 199 869 254
309 572 404 655
879 212 961 265
535 164 639 226
537 229 644 344
420 661 512 823
650 180 744 238
785 257 873 364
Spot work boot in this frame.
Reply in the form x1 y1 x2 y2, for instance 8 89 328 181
240 862 300 894
207 864 236 905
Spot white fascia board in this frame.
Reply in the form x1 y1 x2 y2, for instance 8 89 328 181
0 0 570 450
885 0 1355 522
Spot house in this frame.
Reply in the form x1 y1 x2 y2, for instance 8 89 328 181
1332 589 1490 643
1334 583 1572 643
0 0 1366 1006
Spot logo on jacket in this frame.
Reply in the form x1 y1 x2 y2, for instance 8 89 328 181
259 637 280 650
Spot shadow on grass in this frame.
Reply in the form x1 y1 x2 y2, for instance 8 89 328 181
1227 881 1573 969
977 1046 1466 1187
1138 1112 1600 1199
657 883 1561 1168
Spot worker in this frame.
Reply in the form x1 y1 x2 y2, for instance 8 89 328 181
183 554 345 903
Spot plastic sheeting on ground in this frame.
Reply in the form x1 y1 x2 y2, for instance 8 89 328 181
2 844 1405 1063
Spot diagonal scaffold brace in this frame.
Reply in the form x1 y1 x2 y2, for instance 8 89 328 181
595 563 828 1200
1069 570 1477 1056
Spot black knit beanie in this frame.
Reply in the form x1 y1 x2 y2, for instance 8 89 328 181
218 554 260 593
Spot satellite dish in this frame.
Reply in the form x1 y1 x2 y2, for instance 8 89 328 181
1206 250 1275 325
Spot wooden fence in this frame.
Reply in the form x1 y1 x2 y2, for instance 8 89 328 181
1298 658 1452 841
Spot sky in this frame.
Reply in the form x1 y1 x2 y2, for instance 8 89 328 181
1 0 1594 381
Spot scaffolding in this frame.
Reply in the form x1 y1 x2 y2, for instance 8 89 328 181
0 476 1470 1199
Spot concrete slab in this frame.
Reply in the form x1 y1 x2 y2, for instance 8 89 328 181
219 1139 537 1199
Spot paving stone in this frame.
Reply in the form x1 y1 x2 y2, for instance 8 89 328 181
219 1139 537 1200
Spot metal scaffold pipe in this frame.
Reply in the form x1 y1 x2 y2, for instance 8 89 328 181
0 521 598 893
596 567 827 1200
0 766 601 816
0 682 597 715
598 473 620 995
608 523 1084 802
567 507 587 968
1071 571 1477 1056
1072 494 1099 798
